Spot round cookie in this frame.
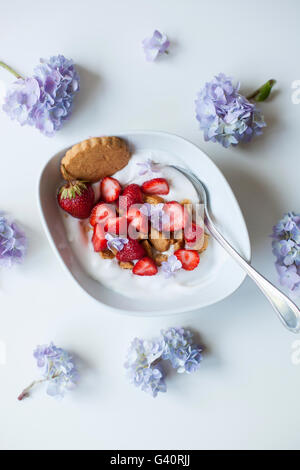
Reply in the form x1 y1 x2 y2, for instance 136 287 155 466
61 136 131 182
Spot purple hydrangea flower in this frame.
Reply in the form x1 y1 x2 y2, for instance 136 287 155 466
142 30 170 62
0 214 27 267
161 255 182 279
124 338 166 398
136 159 160 177
2 78 40 125
3 55 80 136
161 328 202 374
125 328 203 396
276 264 300 291
195 73 266 148
105 233 128 252
34 343 78 398
271 212 300 296
18 342 79 400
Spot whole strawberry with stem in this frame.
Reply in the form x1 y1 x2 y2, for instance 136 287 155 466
57 180 95 219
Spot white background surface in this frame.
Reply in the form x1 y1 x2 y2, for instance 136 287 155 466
0 0 300 451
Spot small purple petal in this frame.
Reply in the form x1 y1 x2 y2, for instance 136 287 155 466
161 255 182 279
142 30 170 62
105 233 128 252
136 159 160 177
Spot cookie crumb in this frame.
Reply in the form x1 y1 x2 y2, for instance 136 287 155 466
149 228 170 252
141 240 153 259
119 261 134 270
155 254 168 266
198 233 209 253
143 194 165 205
99 250 115 259
173 239 184 251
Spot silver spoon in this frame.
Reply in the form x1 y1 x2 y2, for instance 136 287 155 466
170 165 300 334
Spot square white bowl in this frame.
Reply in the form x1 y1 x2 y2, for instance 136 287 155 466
38 131 250 316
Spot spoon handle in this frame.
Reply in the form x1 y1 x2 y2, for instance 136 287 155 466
206 216 300 333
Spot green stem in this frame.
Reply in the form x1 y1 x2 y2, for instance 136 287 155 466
247 79 276 101
0 61 22 79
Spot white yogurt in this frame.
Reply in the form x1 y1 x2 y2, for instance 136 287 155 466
62 149 209 299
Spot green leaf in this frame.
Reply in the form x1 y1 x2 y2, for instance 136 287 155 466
248 79 276 102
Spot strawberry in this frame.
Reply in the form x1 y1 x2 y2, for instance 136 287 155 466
127 206 148 234
116 238 146 262
104 216 128 236
100 176 122 203
162 201 188 232
184 223 204 244
119 184 143 214
142 178 169 195
133 257 158 276
57 181 95 219
89 202 116 227
174 249 200 271
92 223 107 252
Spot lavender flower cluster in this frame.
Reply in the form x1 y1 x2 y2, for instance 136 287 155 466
271 212 300 297
18 343 79 400
125 328 202 397
124 338 166 398
3 55 80 136
0 214 27 267
34 343 79 398
195 73 266 148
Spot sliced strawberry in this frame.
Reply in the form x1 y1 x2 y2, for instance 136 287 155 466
89 202 116 227
119 184 143 214
184 223 204 244
174 249 200 271
92 224 107 252
127 206 149 234
104 216 128 237
116 238 146 262
100 177 122 203
162 201 188 232
133 257 158 276
142 178 170 195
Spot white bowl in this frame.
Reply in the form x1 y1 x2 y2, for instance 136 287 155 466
38 131 250 316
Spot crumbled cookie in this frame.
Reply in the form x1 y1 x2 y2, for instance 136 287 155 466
149 228 170 252
119 261 134 270
155 254 168 266
180 199 193 220
180 198 192 206
143 194 165 205
198 233 209 253
99 249 115 259
171 230 184 242
61 136 131 182
173 239 184 251
141 240 153 259
131 231 148 241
